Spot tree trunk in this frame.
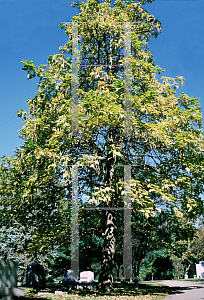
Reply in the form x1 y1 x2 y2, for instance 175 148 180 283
114 263 120 281
98 210 116 292
117 266 120 280
184 264 191 279
133 260 140 287
20 268 27 282
184 239 191 279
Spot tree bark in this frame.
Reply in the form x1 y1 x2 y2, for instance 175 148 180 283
20 268 27 282
133 260 140 287
184 264 191 279
98 210 116 292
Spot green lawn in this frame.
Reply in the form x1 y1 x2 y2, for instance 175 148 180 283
16 282 172 300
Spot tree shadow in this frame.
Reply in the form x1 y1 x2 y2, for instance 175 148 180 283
16 282 181 298
167 284 204 296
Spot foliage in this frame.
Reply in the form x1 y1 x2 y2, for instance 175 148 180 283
152 256 173 280
139 249 169 280
139 226 204 281
0 155 72 256
0 225 59 282
191 226 204 261
14 0 203 248
0 0 203 290
170 253 185 280
169 226 204 279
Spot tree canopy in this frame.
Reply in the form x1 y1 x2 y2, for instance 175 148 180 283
0 0 203 291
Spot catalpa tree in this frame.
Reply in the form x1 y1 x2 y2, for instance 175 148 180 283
2 0 203 292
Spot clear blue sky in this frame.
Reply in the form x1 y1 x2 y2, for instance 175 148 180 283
0 0 203 158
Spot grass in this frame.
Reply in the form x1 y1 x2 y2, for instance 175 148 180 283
15 282 172 300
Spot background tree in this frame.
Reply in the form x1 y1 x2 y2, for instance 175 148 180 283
0 224 60 282
191 227 204 262
0 155 72 256
170 226 204 280
139 249 172 280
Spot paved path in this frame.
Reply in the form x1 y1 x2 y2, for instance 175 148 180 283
151 280 204 300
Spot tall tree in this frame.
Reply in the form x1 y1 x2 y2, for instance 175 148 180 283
1 0 203 292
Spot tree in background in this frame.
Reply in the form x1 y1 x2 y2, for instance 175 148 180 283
133 209 198 281
170 226 204 279
0 224 60 282
131 211 173 280
0 156 71 258
139 249 172 280
191 227 204 261
0 0 203 292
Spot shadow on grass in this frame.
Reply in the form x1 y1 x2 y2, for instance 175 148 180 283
16 282 174 299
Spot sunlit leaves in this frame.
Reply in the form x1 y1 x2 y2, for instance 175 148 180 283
0 0 203 271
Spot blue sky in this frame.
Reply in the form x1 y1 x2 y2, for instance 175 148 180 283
0 0 203 158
